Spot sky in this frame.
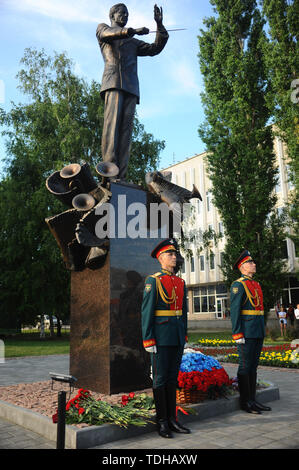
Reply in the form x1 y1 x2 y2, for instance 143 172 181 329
0 0 216 174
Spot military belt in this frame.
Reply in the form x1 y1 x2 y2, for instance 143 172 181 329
241 310 264 316
155 310 182 316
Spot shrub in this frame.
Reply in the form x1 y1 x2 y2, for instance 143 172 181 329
266 328 280 341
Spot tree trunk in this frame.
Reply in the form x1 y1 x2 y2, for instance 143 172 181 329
49 315 55 338
40 315 45 339
56 315 62 337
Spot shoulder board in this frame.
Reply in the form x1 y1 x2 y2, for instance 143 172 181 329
146 273 161 281
231 277 246 289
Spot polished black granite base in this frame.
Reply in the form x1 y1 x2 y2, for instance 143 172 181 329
70 182 172 394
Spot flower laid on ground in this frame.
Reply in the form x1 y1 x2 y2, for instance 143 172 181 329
178 352 232 398
121 392 135 406
230 376 271 392
52 388 155 427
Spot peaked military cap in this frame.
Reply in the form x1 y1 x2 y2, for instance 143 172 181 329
233 249 254 270
151 238 178 259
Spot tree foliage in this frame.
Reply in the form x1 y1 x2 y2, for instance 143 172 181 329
262 0 299 254
197 0 287 315
0 48 164 330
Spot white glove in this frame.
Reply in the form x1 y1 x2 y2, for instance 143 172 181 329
145 345 157 353
235 338 245 344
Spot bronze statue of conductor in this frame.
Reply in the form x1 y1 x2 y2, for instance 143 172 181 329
96 4 169 181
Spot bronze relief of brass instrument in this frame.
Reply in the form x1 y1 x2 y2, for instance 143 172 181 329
46 162 98 208
145 171 202 207
95 162 119 187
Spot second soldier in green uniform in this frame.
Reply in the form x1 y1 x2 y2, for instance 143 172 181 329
230 250 271 414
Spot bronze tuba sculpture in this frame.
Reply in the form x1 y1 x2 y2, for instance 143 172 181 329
72 193 96 212
46 162 98 208
95 161 119 187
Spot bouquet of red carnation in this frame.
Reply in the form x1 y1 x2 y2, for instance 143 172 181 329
177 353 232 399
52 388 91 423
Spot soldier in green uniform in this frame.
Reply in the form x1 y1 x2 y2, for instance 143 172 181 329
141 238 190 438
230 249 271 414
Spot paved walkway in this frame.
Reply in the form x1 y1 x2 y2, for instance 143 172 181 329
0 355 299 449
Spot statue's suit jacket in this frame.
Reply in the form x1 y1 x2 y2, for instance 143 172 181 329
96 24 169 103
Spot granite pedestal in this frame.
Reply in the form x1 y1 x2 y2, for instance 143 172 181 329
70 182 173 394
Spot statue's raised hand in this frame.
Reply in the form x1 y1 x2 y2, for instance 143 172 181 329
154 4 163 26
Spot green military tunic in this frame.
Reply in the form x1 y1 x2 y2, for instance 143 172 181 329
230 275 265 376
141 269 188 348
141 269 188 388
230 275 265 340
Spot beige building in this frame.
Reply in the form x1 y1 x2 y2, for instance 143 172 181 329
161 134 298 320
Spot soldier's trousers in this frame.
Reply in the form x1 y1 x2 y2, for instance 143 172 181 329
237 338 264 375
150 345 184 389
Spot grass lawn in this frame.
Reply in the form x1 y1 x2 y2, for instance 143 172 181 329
2 331 70 358
1 329 292 358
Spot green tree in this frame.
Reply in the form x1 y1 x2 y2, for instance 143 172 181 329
128 118 165 186
262 0 299 257
197 0 287 316
0 48 164 333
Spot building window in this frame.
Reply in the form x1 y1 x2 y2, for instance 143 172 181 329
181 260 185 273
206 191 212 211
281 240 288 259
191 257 195 272
194 296 200 313
208 224 214 238
282 276 299 307
216 284 227 294
275 172 281 193
220 252 224 267
200 255 204 271
208 296 216 312
210 253 215 270
192 284 227 314
218 222 224 236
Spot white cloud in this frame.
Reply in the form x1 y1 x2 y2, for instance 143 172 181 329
3 0 169 27
4 0 108 23
168 60 202 96
137 101 167 120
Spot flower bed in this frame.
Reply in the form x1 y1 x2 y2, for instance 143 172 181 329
197 339 236 347
177 352 232 402
195 339 299 368
223 348 299 368
192 343 294 359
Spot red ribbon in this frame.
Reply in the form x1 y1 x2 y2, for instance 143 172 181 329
176 405 189 417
